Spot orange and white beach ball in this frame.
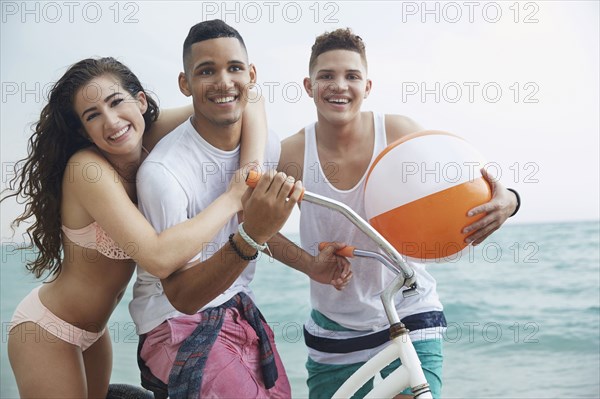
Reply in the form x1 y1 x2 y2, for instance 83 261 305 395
365 131 492 262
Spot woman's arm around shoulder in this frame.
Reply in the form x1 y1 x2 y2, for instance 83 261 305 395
65 148 240 279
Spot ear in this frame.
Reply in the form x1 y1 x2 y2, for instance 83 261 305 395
249 63 257 84
303 77 314 98
178 72 192 97
136 91 148 114
364 78 373 99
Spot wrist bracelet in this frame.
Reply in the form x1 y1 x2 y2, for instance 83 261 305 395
228 233 258 261
507 188 521 217
238 222 273 257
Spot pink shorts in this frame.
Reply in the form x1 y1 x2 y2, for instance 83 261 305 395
9 286 105 351
140 307 291 398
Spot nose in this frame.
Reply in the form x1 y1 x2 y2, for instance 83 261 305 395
325 77 348 94
103 108 120 129
214 70 235 92
335 76 349 91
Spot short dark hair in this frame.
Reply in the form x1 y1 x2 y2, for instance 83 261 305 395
309 28 367 74
183 19 247 72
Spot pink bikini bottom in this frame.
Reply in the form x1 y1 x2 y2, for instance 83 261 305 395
9 286 105 351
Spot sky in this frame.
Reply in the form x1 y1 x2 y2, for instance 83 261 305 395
1 0 599 241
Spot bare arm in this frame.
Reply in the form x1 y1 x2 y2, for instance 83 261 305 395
272 130 351 289
267 233 351 290
68 150 241 279
143 93 266 158
69 95 268 278
161 171 303 314
161 232 258 314
462 168 518 245
240 95 267 171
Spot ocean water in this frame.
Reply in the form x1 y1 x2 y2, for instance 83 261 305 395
1 221 599 398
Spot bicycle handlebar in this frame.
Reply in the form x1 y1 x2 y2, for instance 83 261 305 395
245 170 306 201
318 242 356 258
244 170 416 286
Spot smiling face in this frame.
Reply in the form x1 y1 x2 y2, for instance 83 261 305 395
179 37 256 129
304 49 372 126
74 74 148 156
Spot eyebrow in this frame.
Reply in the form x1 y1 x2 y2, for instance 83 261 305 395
81 92 120 118
317 69 363 74
192 60 246 72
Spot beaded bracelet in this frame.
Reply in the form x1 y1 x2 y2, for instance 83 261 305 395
507 188 521 217
228 233 258 261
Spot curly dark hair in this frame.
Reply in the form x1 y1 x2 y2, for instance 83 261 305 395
308 28 368 74
2 57 159 278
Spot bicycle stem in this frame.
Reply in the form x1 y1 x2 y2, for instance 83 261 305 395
349 249 418 324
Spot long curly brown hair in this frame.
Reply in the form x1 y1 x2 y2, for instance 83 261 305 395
2 57 159 278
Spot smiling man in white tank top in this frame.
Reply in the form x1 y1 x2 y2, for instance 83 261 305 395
279 28 520 399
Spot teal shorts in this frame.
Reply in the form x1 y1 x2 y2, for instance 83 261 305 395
306 338 443 399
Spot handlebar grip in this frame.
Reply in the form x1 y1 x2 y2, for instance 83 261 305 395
318 242 356 258
245 170 305 201
245 170 261 188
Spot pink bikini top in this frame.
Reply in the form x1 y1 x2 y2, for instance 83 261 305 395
61 222 130 260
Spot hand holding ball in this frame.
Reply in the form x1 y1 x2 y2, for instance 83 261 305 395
364 131 492 262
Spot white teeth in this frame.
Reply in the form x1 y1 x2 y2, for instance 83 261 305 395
328 98 350 104
213 96 235 104
110 126 129 140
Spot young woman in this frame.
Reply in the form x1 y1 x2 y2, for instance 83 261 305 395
3 57 267 398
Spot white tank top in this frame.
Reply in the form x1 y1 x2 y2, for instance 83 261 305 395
299 113 443 331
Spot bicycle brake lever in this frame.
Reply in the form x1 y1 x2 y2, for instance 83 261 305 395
401 283 419 298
